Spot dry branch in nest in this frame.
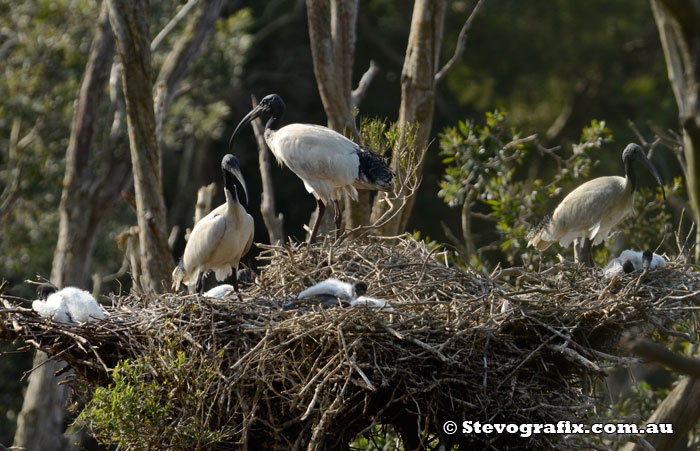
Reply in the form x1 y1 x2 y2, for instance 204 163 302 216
1 237 699 450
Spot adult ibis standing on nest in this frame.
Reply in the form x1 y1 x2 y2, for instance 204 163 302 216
228 94 394 243
527 143 665 266
172 154 254 299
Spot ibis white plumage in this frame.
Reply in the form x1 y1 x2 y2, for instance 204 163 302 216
229 94 393 243
172 154 254 298
32 284 105 324
528 143 665 266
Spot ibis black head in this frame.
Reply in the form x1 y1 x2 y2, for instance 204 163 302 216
353 281 368 297
622 143 666 200
229 94 286 153
36 282 58 300
221 154 249 205
642 249 653 271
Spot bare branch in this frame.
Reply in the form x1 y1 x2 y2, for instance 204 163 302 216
154 0 223 142
622 335 700 377
434 0 487 84
351 60 379 110
151 0 200 52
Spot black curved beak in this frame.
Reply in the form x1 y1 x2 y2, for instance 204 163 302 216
228 104 265 154
225 158 250 205
637 152 666 201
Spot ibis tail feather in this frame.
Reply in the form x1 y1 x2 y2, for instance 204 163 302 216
171 260 186 292
527 213 555 251
356 149 393 191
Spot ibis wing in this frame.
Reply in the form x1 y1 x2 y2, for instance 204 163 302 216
241 213 254 257
298 278 353 300
182 208 228 274
271 124 359 187
550 177 627 239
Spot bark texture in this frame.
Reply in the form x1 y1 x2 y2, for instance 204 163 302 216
109 0 173 293
306 0 369 231
14 3 118 450
371 0 448 235
652 0 700 263
621 374 700 451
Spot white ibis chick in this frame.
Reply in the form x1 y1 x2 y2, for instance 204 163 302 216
32 285 105 324
172 154 254 299
229 94 393 243
528 143 665 266
603 249 666 276
283 278 367 310
203 284 234 298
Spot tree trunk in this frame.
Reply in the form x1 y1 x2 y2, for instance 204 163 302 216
14 3 116 450
251 96 285 244
651 0 700 263
371 0 447 235
306 0 370 232
109 0 173 293
621 374 700 451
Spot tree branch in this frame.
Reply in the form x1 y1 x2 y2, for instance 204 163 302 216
351 60 379 110
154 0 223 142
434 0 487 84
622 336 700 377
151 0 200 52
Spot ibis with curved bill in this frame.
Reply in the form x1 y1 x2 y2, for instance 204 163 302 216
172 154 254 299
229 94 393 243
528 143 665 266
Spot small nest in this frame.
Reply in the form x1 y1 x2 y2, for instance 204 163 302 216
1 236 698 450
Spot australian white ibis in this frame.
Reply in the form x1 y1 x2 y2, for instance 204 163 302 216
172 154 254 299
528 143 665 266
229 94 394 243
603 249 667 276
283 278 367 310
32 284 105 324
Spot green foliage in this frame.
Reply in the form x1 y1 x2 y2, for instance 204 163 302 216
162 8 253 149
81 348 231 450
438 111 607 267
358 116 418 170
351 424 400 450
614 380 670 420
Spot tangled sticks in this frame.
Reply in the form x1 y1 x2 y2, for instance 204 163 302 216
0 236 698 449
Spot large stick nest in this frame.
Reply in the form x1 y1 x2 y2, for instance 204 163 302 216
1 236 698 450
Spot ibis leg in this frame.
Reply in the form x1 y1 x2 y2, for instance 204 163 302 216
309 199 326 243
573 238 583 264
195 272 205 294
583 238 594 267
232 266 243 302
333 199 342 238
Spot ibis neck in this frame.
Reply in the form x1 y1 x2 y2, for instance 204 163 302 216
223 170 238 205
266 114 282 132
624 156 637 191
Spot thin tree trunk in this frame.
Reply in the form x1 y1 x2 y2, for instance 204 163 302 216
14 3 116 450
306 0 369 232
652 0 700 263
109 0 173 293
371 0 447 235
251 96 285 244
